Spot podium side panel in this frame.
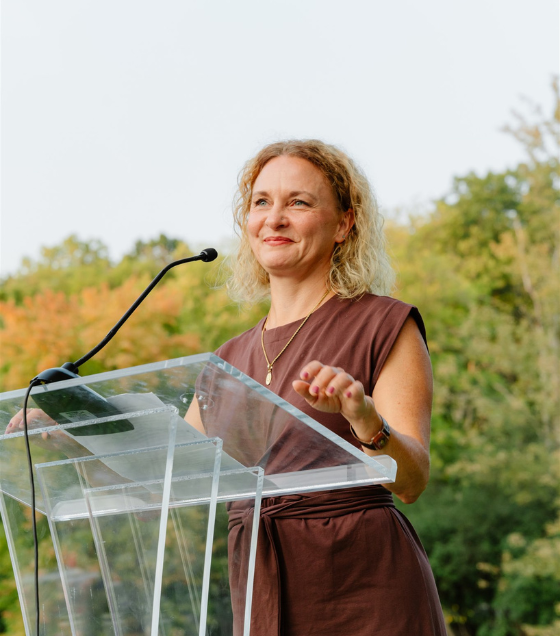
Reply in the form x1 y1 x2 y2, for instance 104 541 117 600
0 492 73 636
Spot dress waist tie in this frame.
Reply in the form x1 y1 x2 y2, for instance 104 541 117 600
227 486 395 636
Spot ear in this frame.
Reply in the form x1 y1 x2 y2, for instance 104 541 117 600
335 208 355 243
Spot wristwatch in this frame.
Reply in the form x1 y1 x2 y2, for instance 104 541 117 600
350 415 391 450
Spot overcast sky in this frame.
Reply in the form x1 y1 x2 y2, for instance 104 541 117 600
1 0 558 277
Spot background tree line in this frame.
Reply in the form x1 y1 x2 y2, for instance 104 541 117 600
0 85 558 635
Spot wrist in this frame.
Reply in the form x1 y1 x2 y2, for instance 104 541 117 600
349 407 391 451
347 398 382 437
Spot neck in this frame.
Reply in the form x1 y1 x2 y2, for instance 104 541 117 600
266 275 333 328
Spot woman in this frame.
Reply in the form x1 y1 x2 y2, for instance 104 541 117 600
191 140 447 635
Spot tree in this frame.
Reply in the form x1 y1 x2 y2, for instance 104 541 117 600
1 82 558 636
392 79 560 635
0 235 111 302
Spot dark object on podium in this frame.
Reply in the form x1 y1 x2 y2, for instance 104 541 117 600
31 366 134 436
29 248 220 437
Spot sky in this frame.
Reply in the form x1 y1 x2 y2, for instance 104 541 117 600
1 0 558 277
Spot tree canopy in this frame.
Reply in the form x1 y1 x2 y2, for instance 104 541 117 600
0 83 558 635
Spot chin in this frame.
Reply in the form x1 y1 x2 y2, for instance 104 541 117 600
261 262 295 275
255 253 295 271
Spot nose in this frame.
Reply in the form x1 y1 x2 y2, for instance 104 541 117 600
264 203 288 229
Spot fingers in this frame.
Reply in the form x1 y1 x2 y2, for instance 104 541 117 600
298 361 356 396
5 408 55 434
309 365 346 397
293 362 339 405
299 360 347 386
293 361 368 417
298 360 328 383
6 409 28 433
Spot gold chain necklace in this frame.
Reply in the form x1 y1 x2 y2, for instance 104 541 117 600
261 289 330 386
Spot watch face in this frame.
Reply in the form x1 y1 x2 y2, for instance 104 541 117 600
372 419 390 449
350 420 390 450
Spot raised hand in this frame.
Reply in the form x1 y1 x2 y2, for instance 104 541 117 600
292 360 382 434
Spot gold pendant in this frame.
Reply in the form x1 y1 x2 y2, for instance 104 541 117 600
266 370 272 385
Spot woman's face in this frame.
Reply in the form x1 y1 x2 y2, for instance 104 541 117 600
247 156 352 281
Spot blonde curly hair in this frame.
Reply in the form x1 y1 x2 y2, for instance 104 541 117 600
227 139 395 303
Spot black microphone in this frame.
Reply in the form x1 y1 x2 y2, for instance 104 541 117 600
22 246 219 636
199 247 218 262
30 247 218 436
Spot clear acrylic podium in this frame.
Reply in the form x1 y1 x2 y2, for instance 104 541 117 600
0 354 396 636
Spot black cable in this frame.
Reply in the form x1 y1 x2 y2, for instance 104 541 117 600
22 379 41 636
21 246 218 634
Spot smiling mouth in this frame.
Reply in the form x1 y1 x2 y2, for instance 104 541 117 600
264 237 293 244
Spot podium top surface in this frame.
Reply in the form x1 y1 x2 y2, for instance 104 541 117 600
0 354 396 509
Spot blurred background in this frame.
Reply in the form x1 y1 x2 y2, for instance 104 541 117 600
1 1 559 634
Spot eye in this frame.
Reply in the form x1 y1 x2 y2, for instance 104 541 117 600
253 198 268 207
292 199 308 207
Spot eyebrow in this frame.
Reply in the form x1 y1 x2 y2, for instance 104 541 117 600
252 190 318 201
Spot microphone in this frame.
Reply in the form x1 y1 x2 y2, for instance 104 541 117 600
22 246 220 636
199 247 218 262
29 247 219 436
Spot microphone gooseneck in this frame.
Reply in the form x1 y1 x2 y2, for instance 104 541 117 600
31 248 218 378
24 247 218 634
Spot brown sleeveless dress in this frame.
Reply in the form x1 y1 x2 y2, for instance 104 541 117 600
211 294 447 636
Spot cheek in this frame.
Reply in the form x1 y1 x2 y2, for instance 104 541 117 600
246 213 261 237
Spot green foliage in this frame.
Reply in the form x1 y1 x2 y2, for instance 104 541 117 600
0 524 20 634
1 82 559 635
391 80 560 635
0 235 111 302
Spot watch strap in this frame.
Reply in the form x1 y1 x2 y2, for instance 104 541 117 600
350 416 391 450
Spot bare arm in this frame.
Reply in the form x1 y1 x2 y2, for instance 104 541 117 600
292 316 432 504
5 410 140 489
6 408 93 456
184 397 207 435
